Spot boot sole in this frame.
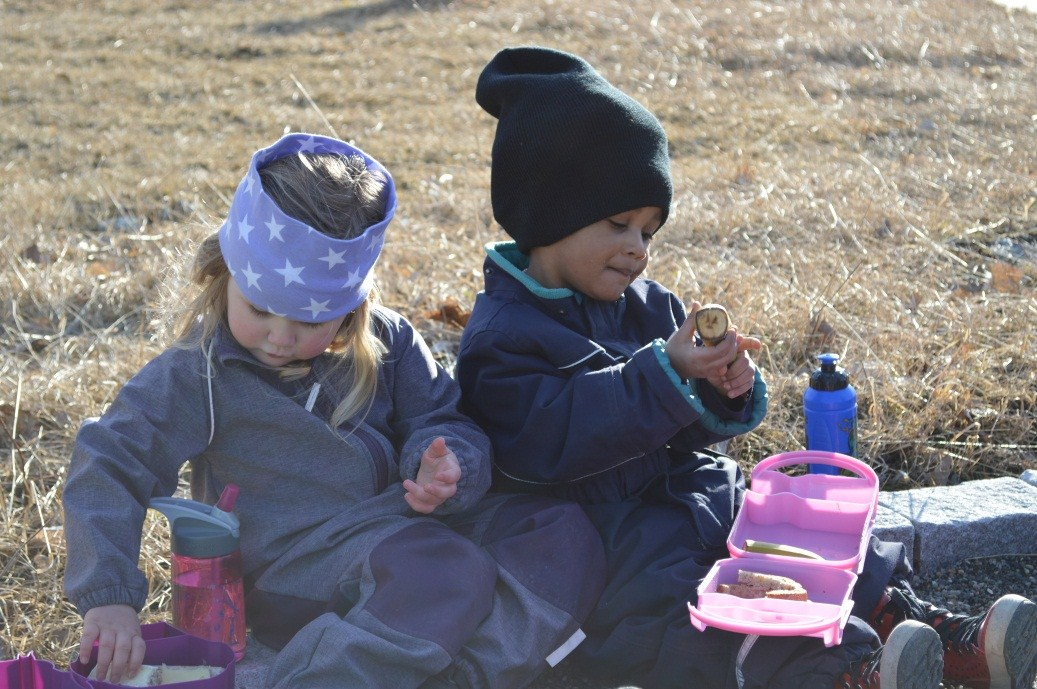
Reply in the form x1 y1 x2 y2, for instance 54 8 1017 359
983 594 1037 689
881 620 943 689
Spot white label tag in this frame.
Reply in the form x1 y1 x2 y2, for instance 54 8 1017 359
546 628 586 667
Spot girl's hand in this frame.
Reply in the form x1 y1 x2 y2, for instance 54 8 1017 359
79 604 145 684
403 437 461 514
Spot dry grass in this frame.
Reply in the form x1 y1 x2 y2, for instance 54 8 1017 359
2 0 1035 665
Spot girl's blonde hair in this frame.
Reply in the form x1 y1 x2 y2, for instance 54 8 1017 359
176 151 390 428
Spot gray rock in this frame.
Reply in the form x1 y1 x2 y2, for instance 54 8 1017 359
872 502 915 564
878 477 1037 573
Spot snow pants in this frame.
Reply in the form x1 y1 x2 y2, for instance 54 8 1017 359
247 493 606 689
572 454 912 689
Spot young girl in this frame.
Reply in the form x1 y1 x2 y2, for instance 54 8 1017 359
62 133 605 689
457 46 1037 689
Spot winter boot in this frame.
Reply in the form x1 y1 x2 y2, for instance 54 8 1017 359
834 619 942 689
870 585 1037 689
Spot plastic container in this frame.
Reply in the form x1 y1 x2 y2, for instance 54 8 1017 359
688 451 879 646
2 653 92 689
726 451 878 573
70 622 235 689
803 353 858 474
150 486 246 661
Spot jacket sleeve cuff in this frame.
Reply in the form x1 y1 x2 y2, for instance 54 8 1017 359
690 369 769 436
649 339 707 416
73 583 148 616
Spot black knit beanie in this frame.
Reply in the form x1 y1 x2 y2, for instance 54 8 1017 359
476 46 672 253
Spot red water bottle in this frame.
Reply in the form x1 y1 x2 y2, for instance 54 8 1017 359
150 485 246 660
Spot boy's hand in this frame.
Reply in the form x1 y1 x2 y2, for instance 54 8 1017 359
79 604 145 684
705 334 762 398
403 437 461 514
666 302 762 397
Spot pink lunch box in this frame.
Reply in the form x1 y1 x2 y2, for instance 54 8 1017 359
687 450 879 646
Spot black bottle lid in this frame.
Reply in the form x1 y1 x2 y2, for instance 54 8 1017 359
809 353 849 391
170 517 239 558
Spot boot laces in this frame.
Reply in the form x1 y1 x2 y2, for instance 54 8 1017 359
882 587 983 653
840 646 883 689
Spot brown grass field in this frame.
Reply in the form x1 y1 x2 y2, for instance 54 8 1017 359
1 0 1036 671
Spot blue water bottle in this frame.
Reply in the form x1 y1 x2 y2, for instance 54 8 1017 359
803 353 857 474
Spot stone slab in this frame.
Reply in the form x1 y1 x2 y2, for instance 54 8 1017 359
878 476 1037 573
872 502 915 565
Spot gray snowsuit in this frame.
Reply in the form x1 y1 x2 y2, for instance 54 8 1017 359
63 307 605 689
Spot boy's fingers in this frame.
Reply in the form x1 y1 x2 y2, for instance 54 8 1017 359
676 315 697 338
737 335 763 352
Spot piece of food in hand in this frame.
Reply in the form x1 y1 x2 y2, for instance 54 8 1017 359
743 539 825 560
88 664 218 686
695 303 730 346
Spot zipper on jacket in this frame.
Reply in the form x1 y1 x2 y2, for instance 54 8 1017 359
351 423 390 493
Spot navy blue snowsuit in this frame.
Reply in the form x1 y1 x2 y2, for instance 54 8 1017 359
456 243 911 689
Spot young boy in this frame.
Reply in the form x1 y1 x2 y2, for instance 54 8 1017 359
456 45 1037 689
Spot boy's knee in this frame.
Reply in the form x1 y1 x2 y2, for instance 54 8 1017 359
365 521 496 651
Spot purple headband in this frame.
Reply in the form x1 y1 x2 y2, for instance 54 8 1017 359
218 133 397 322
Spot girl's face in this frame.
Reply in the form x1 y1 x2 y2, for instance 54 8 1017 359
226 279 346 367
525 206 663 302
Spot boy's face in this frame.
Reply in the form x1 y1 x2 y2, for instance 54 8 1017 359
226 279 346 367
526 206 663 302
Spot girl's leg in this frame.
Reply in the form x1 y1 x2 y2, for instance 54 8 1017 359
266 520 498 689
426 494 607 689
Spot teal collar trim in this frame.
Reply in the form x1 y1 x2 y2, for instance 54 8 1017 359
484 241 578 301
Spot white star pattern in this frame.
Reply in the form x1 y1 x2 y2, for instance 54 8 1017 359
275 259 305 287
241 263 262 290
303 298 331 320
343 268 363 289
319 248 346 269
266 216 285 242
218 134 396 323
238 215 254 243
364 229 382 254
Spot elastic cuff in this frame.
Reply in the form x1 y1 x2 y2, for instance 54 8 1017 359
650 339 699 408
